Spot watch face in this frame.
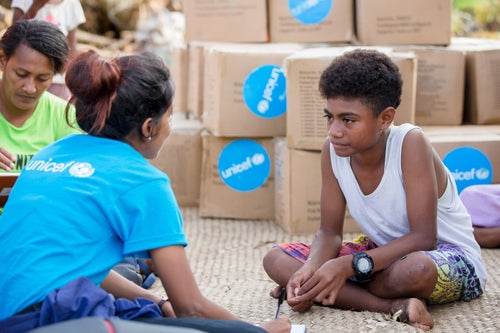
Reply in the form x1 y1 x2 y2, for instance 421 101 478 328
357 257 371 273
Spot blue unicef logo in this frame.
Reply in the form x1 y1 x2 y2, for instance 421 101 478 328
242 65 287 119
288 0 332 25
443 146 492 193
218 139 271 192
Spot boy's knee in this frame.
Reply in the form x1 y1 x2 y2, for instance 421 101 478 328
374 252 437 296
394 253 437 292
262 247 281 272
406 258 436 283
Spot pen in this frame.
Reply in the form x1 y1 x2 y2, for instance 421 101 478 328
274 287 286 319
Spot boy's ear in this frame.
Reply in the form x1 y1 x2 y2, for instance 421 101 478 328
379 107 395 128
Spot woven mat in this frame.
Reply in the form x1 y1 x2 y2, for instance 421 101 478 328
151 207 499 333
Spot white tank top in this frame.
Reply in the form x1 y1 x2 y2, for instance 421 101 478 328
330 123 487 290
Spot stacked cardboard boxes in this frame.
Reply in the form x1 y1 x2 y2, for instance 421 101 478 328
198 43 308 220
179 1 354 221
161 0 499 235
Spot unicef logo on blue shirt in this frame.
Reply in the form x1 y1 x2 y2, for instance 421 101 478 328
443 146 492 193
218 139 271 192
288 0 332 25
242 65 287 119
69 162 95 178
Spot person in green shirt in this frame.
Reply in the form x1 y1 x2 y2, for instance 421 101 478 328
0 19 80 174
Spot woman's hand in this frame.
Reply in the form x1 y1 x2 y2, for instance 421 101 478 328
158 297 176 318
259 317 291 333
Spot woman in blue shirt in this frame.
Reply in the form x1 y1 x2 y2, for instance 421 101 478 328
0 49 289 333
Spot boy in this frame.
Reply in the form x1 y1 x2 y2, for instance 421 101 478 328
262 49 486 331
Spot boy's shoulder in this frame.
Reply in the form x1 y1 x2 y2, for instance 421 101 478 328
390 123 419 134
388 123 422 144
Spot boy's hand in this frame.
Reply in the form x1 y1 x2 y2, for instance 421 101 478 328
286 264 315 312
294 256 352 306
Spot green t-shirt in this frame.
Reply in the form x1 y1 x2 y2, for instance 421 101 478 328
0 92 81 173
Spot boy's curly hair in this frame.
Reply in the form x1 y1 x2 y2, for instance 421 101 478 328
319 49 403 116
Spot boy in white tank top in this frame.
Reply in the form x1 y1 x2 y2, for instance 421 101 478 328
263 49 486 331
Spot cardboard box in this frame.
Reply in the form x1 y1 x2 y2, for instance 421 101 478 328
199 134 275 220
274 138 361 234
423 125 500 188
148 116 202 207
392 52 417 125
395 46 466 126
183 0 268 43
355 0 452 46
284 46 417 150
202 43 304 137
187 41 221 119
268 0 354 43
170 44 189 115
448 38 500 125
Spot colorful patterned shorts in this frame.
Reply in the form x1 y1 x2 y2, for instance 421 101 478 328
423 243 483 304
277 235 376 263
276 236 483 305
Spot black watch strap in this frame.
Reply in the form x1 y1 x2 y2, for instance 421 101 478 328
352 251 374 282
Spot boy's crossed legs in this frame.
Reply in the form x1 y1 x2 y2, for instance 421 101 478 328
263 238 482 332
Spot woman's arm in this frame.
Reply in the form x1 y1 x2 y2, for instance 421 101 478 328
151 245 292 332
151 245 239 320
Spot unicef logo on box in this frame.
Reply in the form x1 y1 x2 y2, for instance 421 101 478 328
218 139 271 192
443 146 492 194
288 0 332 25
242 65 287 119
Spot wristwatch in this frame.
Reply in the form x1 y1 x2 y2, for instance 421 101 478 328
352 251 374 282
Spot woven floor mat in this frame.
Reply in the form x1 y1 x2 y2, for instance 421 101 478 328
151 207 499 333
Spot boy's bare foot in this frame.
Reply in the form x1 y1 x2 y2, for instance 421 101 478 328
392 298 433 331
270 285 284 298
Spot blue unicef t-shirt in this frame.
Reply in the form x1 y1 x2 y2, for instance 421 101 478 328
0 134 187 319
